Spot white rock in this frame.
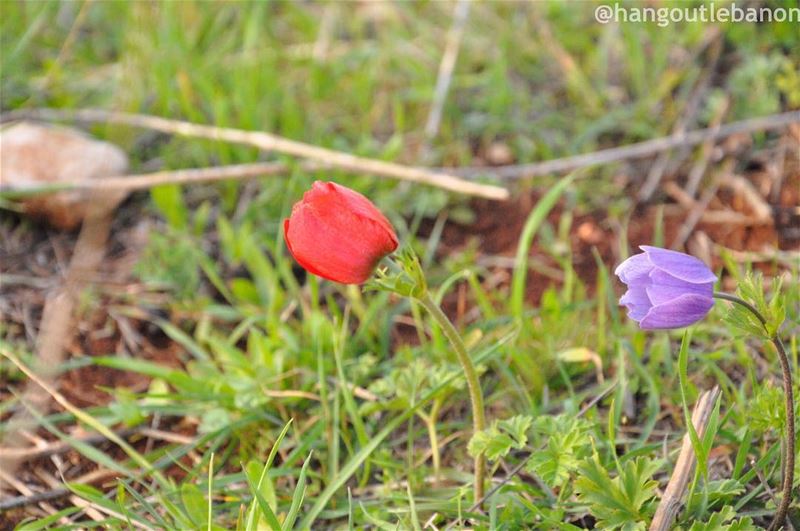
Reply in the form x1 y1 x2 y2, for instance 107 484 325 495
0 121 129 230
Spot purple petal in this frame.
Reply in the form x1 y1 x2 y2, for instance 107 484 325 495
620 285 652 321
615 253 653 284
638 293 714 330
645 270 714 306
640 246 717 284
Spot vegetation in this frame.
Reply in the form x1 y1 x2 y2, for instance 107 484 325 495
1 2 798 529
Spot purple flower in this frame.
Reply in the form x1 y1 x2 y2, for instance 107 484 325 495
615 246 717 330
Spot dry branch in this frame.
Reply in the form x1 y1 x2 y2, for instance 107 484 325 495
454 111 800 180
0 108 510 200
1 161 319 196
650 386 721 531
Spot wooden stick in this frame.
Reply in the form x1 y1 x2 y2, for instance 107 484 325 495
650 386 721 531
0 161 317 196
453 111 800 180
0 108 510 200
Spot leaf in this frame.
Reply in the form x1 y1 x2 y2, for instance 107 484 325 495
468 427 517 461
469 415 533 461
151 184 188 229
678 331 707 479
298 331 514 529
687 505 756 531
181 483 209 528
527 414 592 487
575 452 659 530
498 415 533 448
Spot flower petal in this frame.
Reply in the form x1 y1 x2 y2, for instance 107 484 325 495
645 269 714 306
614 253 653 284
283 182 398 284
620 285 652 321
638 293 714 330
640 246 717 284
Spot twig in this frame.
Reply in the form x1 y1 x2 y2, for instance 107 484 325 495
683 97 729 199
424 0 471 140
453 111 800 180
719 174 772 222
649 386 721 531
671 159 733 250
0 468 65 523
0 427 139 460
0 161 320 196
0 108 510 200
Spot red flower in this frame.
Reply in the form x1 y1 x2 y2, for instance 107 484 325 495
284 181 399 284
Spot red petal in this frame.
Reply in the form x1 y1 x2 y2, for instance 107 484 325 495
283 182 398 284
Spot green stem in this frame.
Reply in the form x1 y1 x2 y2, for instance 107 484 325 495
418 399 442 484
418 292 486 504
714 292 794 530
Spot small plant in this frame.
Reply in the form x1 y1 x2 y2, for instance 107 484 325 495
284 180 488 503
617 246 794 530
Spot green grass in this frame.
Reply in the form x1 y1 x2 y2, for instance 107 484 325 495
1 1 799 529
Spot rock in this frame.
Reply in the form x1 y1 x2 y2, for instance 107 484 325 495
0 122 129 230
486 142 514 166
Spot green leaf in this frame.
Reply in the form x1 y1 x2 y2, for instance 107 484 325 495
181 483 209 528
527 414 592 487
468 426 517 461
469 415 533 461
575 452 659 530
151 183 188 229
686 505 756 531
298 332 514 529
498 415 533 448
15 507 82 530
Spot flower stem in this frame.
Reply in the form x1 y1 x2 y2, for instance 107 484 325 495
418 292 486 504
714 292 794 530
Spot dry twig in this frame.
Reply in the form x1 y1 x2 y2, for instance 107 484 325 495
1 161 321 195
454 111 800 180
649 386 721 531
0 108 510 200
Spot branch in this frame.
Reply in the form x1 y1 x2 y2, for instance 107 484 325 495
650 386 721 531
0 108 510 200
454 111 800 180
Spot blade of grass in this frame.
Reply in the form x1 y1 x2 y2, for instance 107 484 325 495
1 348 169 488
245 419 293 531
282 451 313 530
511 173 576 322
678 331 707 479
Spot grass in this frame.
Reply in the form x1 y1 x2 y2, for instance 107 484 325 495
1 1 799 529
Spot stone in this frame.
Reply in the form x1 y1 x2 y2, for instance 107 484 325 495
0 122 129 230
